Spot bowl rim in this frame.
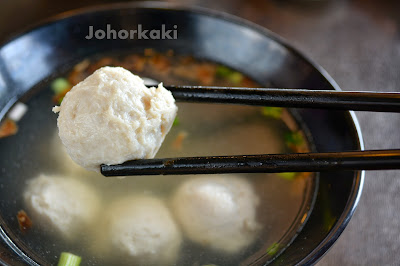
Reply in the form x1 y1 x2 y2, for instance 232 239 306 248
0 2 365 265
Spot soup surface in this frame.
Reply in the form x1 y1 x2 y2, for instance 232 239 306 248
0 50 316 266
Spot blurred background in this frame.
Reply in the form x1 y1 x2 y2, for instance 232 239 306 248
1 0 400 264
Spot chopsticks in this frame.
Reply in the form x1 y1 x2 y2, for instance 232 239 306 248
164 86 400 112
100 86 400 176
101 149 400 176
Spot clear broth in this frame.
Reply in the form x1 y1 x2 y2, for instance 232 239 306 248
0 52 316 266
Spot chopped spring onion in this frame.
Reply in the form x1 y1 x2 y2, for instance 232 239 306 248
266 242 281 256
51 78 71 94
215 65 243 85
261 107 283 119
7 102 28 122
227 72 243 84
173 117 180 126
57 96 65 105
323 209 336 232
284 131 304 146
57 252 81 266
215 65 231 77
277 172 297 180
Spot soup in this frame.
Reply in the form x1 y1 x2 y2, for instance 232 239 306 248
0 50 317 265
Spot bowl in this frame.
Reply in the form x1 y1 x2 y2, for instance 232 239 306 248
0 2 364 265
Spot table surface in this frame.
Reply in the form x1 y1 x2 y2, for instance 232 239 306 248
1 0 399 265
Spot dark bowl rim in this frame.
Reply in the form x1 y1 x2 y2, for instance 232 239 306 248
0 2 365 265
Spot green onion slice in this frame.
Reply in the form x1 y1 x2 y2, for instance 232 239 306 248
57 252 82 266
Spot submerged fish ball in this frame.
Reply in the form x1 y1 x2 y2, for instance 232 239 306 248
23 174 100 237
172 175 261 253
106 196 182 265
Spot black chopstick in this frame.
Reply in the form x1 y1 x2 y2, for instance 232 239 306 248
164 86 400 112
101 149 400 176
101 86 400 176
